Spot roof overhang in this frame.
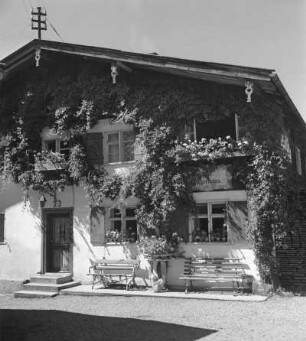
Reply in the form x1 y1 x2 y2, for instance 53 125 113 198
1 39 305 131
0 39 275 88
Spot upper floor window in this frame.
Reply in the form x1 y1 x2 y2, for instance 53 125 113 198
196 116 237 141
42 138 70 158
105 207 138 243
178 115 238 142
106 130 135 163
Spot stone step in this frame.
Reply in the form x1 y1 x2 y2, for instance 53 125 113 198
30 273 72 285
14 290 59 298
22 281 81 292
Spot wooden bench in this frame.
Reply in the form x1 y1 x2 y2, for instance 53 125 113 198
179 257 247 293
88 259 140 290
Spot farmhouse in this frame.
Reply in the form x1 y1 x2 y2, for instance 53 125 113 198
0 40 306 296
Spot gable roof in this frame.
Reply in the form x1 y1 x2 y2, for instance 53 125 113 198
0 39 305 130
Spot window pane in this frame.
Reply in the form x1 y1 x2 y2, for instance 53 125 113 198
111 220 122 232
212 204 226 214
110 208 121 218
211 217 227 242
177 121 195 142
108 144 119 162
60 140 69 149
45 140 56 152
193 217 209 242
59 140 70 158
105 220 122 243
126 208 136 217
122 141 134 161
195 205 208 215
126 220 137 242
122 131 135 162
108 133 119 143
196 117 236 140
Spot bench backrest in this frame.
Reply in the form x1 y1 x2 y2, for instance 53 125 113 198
184 257 245 275
93 259 139 267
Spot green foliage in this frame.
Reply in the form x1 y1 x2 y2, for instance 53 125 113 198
68 144 89 181
1 120 35 183
174 136 251 162
246 143 296 288
138 232 183 259
0 64 298 290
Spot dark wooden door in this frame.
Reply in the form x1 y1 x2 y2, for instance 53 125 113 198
46 213 73 272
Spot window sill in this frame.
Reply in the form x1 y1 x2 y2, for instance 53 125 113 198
105 161 135 166
188 241 229 244
105 241 138 245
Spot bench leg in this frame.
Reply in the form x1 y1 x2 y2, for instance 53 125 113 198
185 279 190 294
92 275 96 289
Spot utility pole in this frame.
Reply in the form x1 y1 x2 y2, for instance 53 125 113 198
31 7 47 39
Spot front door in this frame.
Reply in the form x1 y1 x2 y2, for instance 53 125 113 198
46 211 73 272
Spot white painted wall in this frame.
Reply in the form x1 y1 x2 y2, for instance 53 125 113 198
0 177 260 293
0 180 42 281
0 119 260 292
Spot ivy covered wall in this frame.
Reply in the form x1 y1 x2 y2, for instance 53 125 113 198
0 51 304 290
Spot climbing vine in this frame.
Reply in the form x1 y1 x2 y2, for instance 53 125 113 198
0 64 299 290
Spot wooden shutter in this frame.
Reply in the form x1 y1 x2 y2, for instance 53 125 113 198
0 213 4 243
86 133 103 165
90 207 105 246
227 201 248 243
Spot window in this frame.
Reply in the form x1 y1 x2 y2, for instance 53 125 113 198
105 207 138 243
0 213 4 243
196 116 237 141
106 131 135 163
86 133 103 165
177 121 196 141
190 203 228 242
178 116 238 142
42 138 71 157
295 147 302 175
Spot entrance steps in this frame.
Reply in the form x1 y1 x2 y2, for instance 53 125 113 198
14 273 81 298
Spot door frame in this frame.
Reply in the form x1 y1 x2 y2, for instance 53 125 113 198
41 207 74 274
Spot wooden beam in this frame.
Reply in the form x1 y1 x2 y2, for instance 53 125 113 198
117 61 132 73
40 46 271 82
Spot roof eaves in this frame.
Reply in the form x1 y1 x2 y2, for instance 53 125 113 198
270 72 306 132
1 39 276 85
34 40 274 85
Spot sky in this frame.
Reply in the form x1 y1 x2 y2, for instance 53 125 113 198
0 0 306 119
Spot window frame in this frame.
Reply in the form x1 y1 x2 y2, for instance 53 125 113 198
105 207 138 244
295 146 302 175
0 213 5 244
104 129 135 164
189 202 228 243
179 115 239 143
42 138 71 157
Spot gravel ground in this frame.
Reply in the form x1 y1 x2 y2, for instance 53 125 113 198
0 293 305 340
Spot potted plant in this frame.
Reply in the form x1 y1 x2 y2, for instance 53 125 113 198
138 233 184 291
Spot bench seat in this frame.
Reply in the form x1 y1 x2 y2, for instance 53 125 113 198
88 259 140 290
179 257 247 293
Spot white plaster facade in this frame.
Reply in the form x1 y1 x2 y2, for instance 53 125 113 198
0 119 260 292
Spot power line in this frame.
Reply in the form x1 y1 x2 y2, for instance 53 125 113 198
46 18 65 42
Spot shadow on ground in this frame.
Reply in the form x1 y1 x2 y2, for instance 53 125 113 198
0 309 217 340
